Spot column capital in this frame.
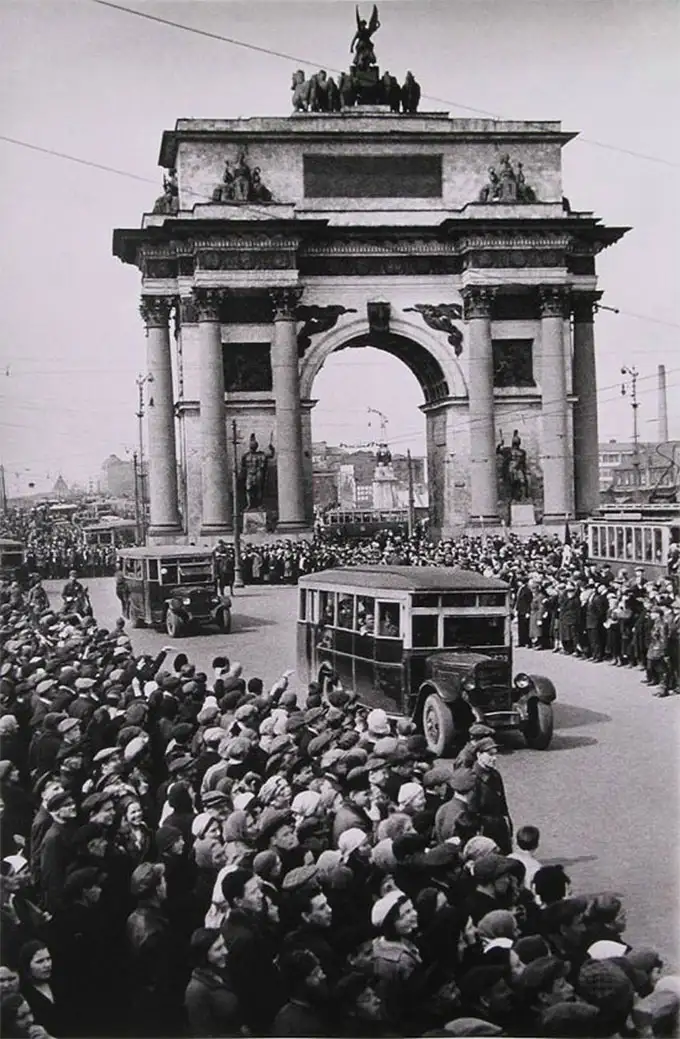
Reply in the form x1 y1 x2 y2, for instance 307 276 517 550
193 288 224 322
139 295 172 328
539 285 570 318
571 290 603 323
462 286 495 320
270 287 304 321
178 296 200 325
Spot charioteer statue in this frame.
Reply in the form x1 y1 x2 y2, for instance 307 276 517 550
350 4 381 72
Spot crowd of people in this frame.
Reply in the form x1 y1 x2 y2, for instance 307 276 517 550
236 531 680 696
1 508 122 579
1 544 679 1037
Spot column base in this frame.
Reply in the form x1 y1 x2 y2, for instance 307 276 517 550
542 513 573 525
275 520 313 536
147 525 185 545
199 523 233 538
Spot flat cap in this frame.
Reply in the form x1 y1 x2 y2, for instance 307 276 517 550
281 864 319 892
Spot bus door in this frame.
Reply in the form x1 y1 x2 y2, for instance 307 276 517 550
334 592 356 690
354 595 377 701
374 600 404 711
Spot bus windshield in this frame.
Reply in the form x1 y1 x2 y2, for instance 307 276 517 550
412 613 506 649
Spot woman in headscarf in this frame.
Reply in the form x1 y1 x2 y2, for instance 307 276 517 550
221 811 254 865
116 798 152 865
184 927 242 1038
18 940 64 1038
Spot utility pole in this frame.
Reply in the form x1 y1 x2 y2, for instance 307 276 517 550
231 420 245 588
621 365 640 501
0 464 7 515
132 451 142 544
407 450 415 537
135 374 149 542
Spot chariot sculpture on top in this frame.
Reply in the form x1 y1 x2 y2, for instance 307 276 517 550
290 5 421 113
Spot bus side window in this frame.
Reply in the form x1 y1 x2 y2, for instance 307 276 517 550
378 602 401 638
634 528 643 560
644 528 653 562
337 594 355 630
357 596 375 635
299 588 306 621
599 528 607 557
654 528 663 563
319 590 335 625
148 560 159 581
412 615 438 648
590 527 598 556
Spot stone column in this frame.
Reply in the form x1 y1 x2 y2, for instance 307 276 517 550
572 292 601 517
270 288 307 532
463 287 498 522
540 286 572 520
139 296 182 538
194 289 231 536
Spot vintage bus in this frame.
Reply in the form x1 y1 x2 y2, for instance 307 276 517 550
297 566 556 755
0 538 27 584
586 504 680 581
117 546 232 637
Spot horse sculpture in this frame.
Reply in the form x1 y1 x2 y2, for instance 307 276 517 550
291 69 314 111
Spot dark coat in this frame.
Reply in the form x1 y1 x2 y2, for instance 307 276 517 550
271 999 331 1038
184 966 241 1038
470 765 512 854
220 907 283 1031
22 982 66 1039
40 819 77 913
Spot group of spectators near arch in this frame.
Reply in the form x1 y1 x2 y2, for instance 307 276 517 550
1 512 679 1037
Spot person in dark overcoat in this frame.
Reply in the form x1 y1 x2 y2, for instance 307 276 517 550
183 928 241 1038
514 580 533 648
469 739 513 855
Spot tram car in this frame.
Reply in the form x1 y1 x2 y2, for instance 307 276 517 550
586 504 680 581
319 508 428 540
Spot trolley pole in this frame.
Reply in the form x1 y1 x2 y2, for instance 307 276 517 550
231 420 244 589
621 365 640 502
407 450 415 538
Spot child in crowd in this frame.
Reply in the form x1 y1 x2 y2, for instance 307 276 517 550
509 824 542 888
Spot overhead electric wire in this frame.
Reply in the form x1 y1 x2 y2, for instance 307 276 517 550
88 0 680 170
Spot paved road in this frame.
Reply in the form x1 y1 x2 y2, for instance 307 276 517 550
48 578 680 966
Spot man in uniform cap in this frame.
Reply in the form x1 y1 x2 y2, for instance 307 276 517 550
434 768 477 843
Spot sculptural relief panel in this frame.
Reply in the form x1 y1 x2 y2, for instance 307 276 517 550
176 136 563 213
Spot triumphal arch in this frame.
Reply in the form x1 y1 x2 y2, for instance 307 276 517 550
113 10 627 543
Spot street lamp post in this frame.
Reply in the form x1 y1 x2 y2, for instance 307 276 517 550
621 365 640 502
231 420 244 589
135 373 151 543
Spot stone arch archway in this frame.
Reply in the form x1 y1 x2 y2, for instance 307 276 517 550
300 315 468 532
299 314 467 402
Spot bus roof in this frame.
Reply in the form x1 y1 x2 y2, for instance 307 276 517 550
117 545 214 560
0 538 24 549
299 566 509 593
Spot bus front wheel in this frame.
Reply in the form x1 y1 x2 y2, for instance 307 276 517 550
422 694 454 757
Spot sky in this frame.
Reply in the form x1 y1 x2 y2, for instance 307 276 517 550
1 0 679 494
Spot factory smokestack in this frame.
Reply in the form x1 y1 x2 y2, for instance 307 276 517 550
658 364 669 443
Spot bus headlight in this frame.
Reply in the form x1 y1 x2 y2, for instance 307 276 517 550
463 676 477 693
